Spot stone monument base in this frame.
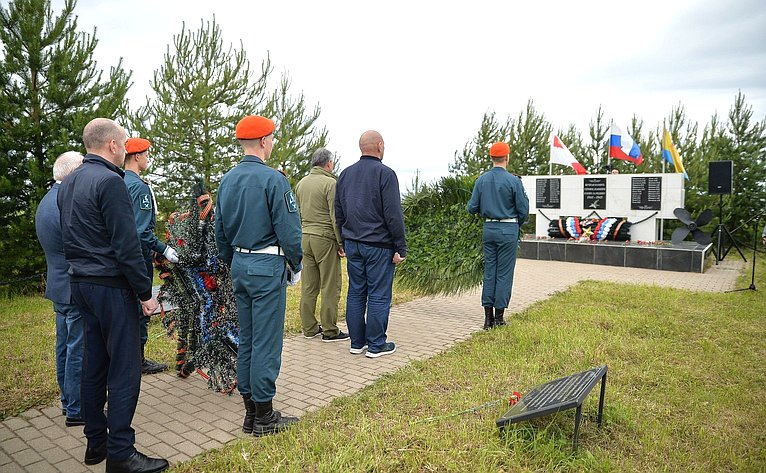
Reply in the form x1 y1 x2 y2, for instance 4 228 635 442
519 238 712 273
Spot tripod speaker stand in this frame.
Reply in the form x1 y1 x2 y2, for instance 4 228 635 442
726 214 762 293
711 194 746 265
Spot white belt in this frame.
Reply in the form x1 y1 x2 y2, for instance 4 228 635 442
486 218 518 223
234 245 284 256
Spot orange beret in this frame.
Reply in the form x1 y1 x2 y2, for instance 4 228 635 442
489 142 510 158
125 138 151 155
236 115 275 140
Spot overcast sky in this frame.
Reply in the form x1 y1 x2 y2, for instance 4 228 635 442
63 0 766 190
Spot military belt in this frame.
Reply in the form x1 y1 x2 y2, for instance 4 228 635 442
485 218 518 223
234 245 284 256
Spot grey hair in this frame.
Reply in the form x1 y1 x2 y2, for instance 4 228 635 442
53 151 84 181
311 148 333 167
82 118 121 151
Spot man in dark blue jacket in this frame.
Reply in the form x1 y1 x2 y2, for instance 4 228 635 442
123 137 178 375
335 130 407 358
35 151 84 427
58 118 168 473
467 142 529 329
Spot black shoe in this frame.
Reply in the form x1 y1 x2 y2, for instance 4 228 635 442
242 395 256 434
65 416 85 427
322 331 350 342
365 342 396 358
84 442 107 465
494 308 506 327
303 325 323 339
141 358 168 375
106 451 169 473
253 401 298 437
483 306 494 330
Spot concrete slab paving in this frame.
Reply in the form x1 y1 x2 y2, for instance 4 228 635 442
0 258 743 471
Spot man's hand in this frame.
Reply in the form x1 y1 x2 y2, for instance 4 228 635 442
392 252 405 265
141 297 158 316
287 268 302 286
338 247 346 258
163 246 179 263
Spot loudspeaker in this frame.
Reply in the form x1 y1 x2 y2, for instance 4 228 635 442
708 161 733 195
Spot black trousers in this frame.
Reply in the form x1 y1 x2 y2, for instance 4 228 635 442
72 282 141 461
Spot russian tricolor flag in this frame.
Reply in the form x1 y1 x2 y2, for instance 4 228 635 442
609 124 643 166
550 133 587 175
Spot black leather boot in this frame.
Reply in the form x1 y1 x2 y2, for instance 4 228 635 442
253 400 299 437
494 308 506 327
483 306 494 330
242 395 256 434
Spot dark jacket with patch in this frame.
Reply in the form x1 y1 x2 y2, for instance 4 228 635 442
124 169 167 261
57 154 153 301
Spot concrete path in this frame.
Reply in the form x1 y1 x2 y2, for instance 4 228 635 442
0 259 743 472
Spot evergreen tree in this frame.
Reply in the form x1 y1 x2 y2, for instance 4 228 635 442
506 99 551 175
723 92 766 240
0 0 130 285
265 75 328 187
132 18 270 215
586 106 609 173
449 111 509 177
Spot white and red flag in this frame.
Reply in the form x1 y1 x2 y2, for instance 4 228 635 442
549 133 587 175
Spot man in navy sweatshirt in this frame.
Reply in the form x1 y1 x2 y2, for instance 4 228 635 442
58 118 168 473
335 130 407 358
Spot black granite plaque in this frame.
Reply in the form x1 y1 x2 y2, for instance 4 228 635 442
497 366 607 426
497 365 608 451
631 176 662 210
583 178 607 210
536 178 561 209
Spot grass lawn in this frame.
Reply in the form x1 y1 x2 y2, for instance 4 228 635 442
170 257 766 472
0 264 420 419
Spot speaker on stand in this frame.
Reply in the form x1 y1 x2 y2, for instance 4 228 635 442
708 161 746 264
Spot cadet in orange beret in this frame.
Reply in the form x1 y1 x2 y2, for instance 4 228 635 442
124 137 178 375
215 115 303 436
467 142 529 329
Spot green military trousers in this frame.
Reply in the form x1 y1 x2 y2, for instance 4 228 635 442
300 234 342 337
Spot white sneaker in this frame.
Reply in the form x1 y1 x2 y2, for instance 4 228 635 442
349 345 368 355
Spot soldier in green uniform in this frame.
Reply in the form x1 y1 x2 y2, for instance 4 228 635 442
294 148 348 342
124 137 178 374
467 142 529 329
215 115 303 437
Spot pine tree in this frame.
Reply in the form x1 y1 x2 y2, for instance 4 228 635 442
507 99 551 175
264 75 328 187
449 111 509 177
724 92 766 240
0 0 130 286
586 106 609 173
132 18 270 215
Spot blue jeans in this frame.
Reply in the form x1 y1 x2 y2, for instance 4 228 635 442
53 302 84 418
344 240 396 353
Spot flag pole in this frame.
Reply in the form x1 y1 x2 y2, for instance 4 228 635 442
607 119 612 172
659 126 665 241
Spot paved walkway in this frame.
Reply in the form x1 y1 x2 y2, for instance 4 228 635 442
0 259 743 472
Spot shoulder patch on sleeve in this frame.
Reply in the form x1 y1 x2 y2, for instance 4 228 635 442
284 190 298 213
139 193 153 211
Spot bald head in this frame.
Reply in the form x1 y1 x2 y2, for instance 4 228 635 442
82 118 127 166
359 130 384 159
